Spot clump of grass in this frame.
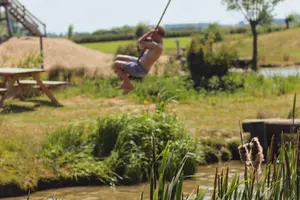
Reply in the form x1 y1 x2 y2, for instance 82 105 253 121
41 110 204 187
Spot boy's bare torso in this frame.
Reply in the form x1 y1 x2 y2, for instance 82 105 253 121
139 42 163 71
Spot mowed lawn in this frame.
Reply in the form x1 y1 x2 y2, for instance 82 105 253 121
82 36 192 55
0 86 297 141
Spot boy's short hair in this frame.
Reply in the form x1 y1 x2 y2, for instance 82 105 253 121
157 25 165 37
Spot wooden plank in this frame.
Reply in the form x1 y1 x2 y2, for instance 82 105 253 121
0 68 44 75
243 119 300 125
0 88 7 95
18 80 68 86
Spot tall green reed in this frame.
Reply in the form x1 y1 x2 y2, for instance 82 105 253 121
140 139 207 200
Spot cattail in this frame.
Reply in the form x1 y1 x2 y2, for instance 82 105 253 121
212 167 218 200
297 132 300 168
238 144 251 166
269 134 275 164
249 137 264 175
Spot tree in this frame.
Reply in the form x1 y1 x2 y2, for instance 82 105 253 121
135 23 149 38
285 13 299 29
222 0 284 71
68 24 74 39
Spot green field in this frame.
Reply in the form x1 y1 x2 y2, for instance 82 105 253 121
82 28 300 66
82 36 192 55
234 27 300 65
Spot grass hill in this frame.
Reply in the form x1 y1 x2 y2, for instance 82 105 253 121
232 27 300 66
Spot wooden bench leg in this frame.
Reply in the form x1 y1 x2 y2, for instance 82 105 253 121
32 74 61 106
0 94 5 108
5 75 25 100
16 80 25 101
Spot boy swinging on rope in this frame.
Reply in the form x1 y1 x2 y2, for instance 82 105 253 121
114 25 165 94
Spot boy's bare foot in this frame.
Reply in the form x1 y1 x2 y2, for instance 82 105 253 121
123 84 134 95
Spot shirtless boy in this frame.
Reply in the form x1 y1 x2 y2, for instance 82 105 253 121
114 25 165 94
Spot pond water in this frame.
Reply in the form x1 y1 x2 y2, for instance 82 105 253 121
4 161 245 200
259 66 300 77
229 66 300 77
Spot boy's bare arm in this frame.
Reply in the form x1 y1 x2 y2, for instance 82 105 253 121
139 41 162 51
138 29 156 43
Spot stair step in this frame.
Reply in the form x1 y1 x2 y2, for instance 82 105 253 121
7 2 45 37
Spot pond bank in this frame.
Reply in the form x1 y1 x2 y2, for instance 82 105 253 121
3 161 245 200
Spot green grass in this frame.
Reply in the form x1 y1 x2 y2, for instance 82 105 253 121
82 27 300 66
81 37 192 55
1 73 300 194
230 27 300 65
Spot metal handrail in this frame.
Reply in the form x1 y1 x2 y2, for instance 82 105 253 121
9 0 46 36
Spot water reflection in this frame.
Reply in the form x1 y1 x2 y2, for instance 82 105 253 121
259 67 300 77
4 161 245 200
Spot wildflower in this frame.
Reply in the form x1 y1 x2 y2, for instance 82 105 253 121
249 137 264 175
143 100 149 105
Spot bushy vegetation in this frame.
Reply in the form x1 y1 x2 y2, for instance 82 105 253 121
65 72 300 105
115 42 139 57
42 111 204 186
203 23 225 42
186 32 238 86
226 25 287 35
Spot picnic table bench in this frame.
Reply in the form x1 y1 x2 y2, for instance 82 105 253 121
0 68 68 108
17 80 68 89
242 118 300 156
0 88 7 108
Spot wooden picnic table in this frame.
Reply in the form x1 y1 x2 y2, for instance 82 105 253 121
0 67 60 107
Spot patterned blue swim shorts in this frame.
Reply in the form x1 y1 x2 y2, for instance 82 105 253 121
123 61 148 78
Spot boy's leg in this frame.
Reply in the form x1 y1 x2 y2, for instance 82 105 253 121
115 55 138 62
114 55 138 89
114 61 134 94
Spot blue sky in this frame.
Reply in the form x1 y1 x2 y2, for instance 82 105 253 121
20 0 300 34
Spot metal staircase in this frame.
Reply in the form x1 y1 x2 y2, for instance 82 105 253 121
0 0 46 37
0 0 47 68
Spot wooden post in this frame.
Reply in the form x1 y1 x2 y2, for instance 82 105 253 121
4 5 12 37
40 36 44 69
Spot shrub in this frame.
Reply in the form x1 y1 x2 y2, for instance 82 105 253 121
204 23 225 42
135 23 149 38
220 147 232 161
228 26 249 34
186 32 238 86
202 146 220 164
115 42 139 57
227 139 240 160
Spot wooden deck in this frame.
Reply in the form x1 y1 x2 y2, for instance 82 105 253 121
242 118 300 156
